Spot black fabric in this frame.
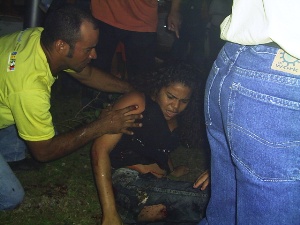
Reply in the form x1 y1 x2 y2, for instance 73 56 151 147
110 95 180 172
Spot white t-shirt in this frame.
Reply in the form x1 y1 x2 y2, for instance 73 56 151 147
220 0 300 59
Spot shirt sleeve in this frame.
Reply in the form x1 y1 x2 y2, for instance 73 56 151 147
8 89 55 141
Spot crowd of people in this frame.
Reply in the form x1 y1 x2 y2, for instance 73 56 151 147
0 0 299 225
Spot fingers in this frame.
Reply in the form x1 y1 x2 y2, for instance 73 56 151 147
100 104 143 135
168 23 180 38
120 104 139 114
175 29 180 39
200 179 210 190
193 170 210 190
125 113 143 121
120 129 134 136
120 121 143 135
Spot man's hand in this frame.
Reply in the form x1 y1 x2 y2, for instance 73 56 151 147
167 11 182 38
193 170 210 190
98 105 142 135
167 0 182 38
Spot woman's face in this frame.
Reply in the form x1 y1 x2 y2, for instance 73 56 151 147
154 82 192 121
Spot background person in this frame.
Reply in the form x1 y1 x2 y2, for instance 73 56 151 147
90 0 182 85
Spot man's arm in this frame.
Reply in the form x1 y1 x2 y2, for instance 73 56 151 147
68 65 134 93
26 104 142 162
91 91 145 225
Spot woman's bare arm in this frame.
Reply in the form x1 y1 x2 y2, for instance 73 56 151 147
91 91 145 225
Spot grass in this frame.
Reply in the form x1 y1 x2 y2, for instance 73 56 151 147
1 147 101 225
0 76 209 225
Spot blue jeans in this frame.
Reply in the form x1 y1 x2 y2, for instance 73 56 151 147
0 125 26 210
199 43 300 225
112 168 209 224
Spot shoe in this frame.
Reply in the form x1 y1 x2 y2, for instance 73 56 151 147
8 158 44 171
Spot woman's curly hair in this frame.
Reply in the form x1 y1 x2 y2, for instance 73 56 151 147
136 61 207 148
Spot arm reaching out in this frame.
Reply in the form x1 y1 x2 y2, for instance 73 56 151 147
91 91 145 225
27 104 142 162
68 65 134 93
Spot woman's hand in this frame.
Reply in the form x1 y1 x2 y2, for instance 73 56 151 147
193 170 210 190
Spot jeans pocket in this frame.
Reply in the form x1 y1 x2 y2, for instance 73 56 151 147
228 82 300 181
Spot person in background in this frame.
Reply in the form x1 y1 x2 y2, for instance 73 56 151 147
199 0 300 224
206 0 232 65
90 0 182 86
0 6 142 211
92 62 210 225
169 0 209 71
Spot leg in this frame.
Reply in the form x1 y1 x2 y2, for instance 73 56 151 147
0 126 26 210
123 31 156 85
112 168 209 224
0 154 24 210
0 125 27 162
201 43 300 225
91 20 120 72
82 20 120 106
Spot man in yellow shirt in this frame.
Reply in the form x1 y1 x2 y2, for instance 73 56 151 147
0 6 142 210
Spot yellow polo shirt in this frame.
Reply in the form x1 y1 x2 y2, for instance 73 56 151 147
0 27 56 141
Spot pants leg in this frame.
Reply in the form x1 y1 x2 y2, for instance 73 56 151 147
112 168 209 224
200 42 300 225
0 125 26 210
0 153 24 210
123 31 156 84
0 125 27 162
91 20 120 72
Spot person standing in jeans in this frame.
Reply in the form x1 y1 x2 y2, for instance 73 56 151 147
199 0 300 224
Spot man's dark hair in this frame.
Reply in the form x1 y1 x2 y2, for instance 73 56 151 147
41 5 98 53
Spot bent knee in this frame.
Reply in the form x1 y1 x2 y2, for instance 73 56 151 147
0 186 25 210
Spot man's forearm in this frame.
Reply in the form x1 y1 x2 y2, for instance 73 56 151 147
70 65 133 93
27 119 108 162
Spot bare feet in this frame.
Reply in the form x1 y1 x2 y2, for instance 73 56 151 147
137 204 167 222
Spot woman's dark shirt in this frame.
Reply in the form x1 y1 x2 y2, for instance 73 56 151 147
110 95 180 172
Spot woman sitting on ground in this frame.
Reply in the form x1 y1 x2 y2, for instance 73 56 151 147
91 62 210 225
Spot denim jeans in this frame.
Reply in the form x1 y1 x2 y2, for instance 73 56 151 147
112 168 209 224
199 42 300 225
0 125 26 210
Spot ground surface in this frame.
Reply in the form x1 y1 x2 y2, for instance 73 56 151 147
0 78 210 225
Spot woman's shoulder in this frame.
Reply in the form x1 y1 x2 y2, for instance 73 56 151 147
113 91 146 114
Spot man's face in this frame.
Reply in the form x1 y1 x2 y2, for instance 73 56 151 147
66 21 99 72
